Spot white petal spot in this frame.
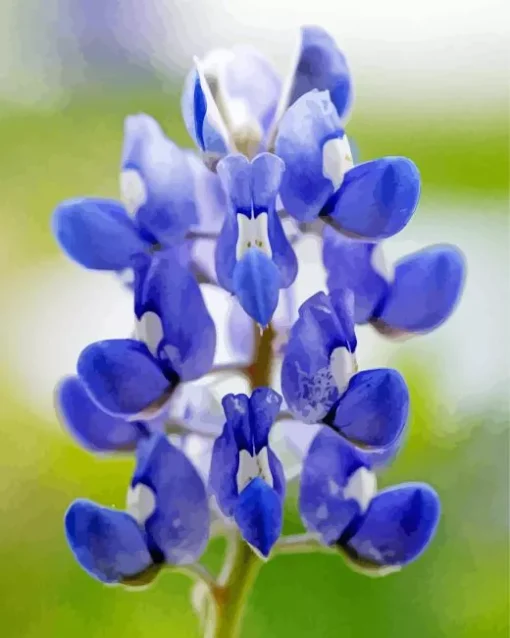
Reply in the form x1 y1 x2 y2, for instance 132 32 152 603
127 483 156 525
235 213 272 260
236 447 274 492
330 347 357 395
328 479 341 496
136 311 164 356
252 213 272 258
120 169 147 217
236 213 253 260
343 467 377 513
316 503 329 520
370 244 395 283
322 135 354 191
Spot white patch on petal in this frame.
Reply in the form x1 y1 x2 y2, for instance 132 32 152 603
237 447 274 492
343 467 377 513
330 347 356 395
236 214 253 260
371 244 395 283
135 311 164 356
322 135 354 191
127 483 156 525
120 169 147 217
252 213 272 257
328 479 341 496
316 503 329 520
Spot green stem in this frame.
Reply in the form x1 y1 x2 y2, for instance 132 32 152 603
212 536 262 638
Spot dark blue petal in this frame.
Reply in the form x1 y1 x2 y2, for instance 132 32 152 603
132 435 210 565
209 420 240 517
181 65 231 155
323 226 389 323
65 499 151 583
376 245 466 332
77 339 172 417
323 157 420 240
327 369 409 449
137 252 216 381
222 393 252 452
52 198 145 270
281 291 356 423
234 478 283 557
249 388 282 452
268 448 286 501
299 429 375 544
56 376 143 452
267 209 298 289
344 483 440 568
275 90 344 221
288 26 352 119
232 249 281 327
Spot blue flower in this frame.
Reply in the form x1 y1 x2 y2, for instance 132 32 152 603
76 252 216 417
52 114 224 278
181 26 352 159
323 227 466 334
281 289 409 448
209 389 285 557
275 90 420 239
299 428 440 574
65 434 210 583
215 153 298 327
56 376 224 453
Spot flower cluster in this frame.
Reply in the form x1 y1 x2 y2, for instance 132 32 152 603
53 25 465 601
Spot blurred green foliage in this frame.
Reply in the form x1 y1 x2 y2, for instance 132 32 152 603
0 91 508 637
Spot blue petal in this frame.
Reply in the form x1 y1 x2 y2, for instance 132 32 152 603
232 249 281 327
209 420 240 517
56 376 144 452
250 153 284 215
77 339 173 417
249 388 282 452
121 113 162 171
186 152 227 234
123 116 198 244
267 210 298 288
133 435 210 565
281 291 356 423
234 478 283 557
326 369 409 449
323 226 388 323
217 154 252 215
275 90 343 221
65 499 151 583
52 198 146 270
222 393 252 452
376 245 466 332
181 65 231 155
299 429 373 544
344 483 440 568
323 157 420 240
214 207 239 291
288 26 352 120
138 252 216 381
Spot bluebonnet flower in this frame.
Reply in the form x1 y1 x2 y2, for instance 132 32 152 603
65 434 210 583
275 90 420 238
76 252 216 417
323 226 466 334
56 375 223 453
209 389 285 557
281 289 408 448
300 428 440 574
52 113 225 281
181 26 352 161
215 153 297 326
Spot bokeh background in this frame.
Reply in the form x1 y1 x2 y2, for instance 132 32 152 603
0 1 508 636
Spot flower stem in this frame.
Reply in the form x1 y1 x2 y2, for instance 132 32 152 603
212 536 262 638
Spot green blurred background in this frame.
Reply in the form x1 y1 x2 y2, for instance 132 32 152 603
0 2 508 636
